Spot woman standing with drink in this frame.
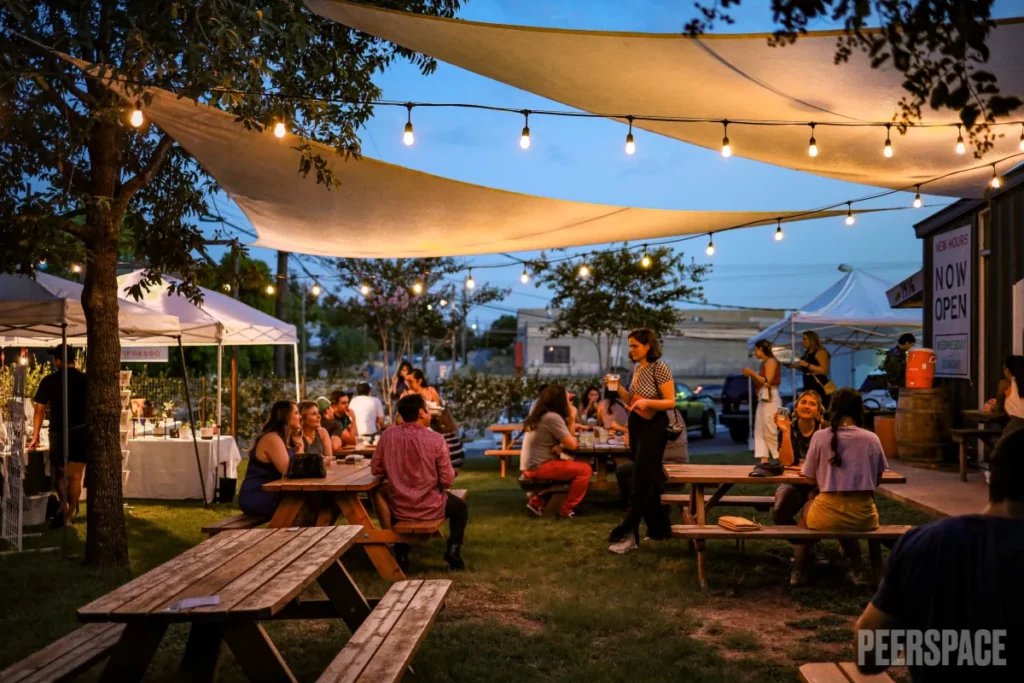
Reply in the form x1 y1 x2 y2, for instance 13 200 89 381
797 331 832 410
743 340 782 463
606 328 677 554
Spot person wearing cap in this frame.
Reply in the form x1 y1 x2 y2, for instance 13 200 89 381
316 396 345 453
330 391 358 447
27 345 88 528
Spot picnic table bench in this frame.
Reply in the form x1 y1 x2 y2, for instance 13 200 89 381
663 464 908 591
799 662 894 682
485 423 524 477
0 623 126 683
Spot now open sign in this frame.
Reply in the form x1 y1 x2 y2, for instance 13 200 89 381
932 224 971 378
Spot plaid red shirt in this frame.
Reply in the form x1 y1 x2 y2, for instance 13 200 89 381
371 422 454 521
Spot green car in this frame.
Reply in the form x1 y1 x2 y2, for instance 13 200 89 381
674 382 718 439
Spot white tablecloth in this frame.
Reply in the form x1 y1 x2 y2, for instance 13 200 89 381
123 436 241 503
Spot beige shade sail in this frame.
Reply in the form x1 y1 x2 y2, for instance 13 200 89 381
72 61 899 258
306 0 1024 199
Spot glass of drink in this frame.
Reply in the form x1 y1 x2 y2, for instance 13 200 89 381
605 374 620 392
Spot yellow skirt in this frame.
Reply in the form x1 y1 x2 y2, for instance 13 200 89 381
806 492 879 532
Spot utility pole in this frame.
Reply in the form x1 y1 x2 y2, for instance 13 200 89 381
274 251 289 378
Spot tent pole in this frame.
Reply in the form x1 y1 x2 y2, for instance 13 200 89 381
790 319 797 402
177 337 208 506
61 324 69 557
293 342 300 402
216 343 223 430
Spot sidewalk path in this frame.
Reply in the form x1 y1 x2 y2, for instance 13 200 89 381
878 463 989 518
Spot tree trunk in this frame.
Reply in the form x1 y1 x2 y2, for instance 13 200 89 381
81 218 129 567
274 251 289 378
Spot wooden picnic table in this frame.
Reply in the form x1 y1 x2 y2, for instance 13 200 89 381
487 422 524 451
261 462 407 581
567 443 631 491
962 408 1006 424
76 526 370 682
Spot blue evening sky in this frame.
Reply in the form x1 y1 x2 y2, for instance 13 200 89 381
211 0 1020 328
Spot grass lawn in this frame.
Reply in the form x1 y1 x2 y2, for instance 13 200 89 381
0 450 932 682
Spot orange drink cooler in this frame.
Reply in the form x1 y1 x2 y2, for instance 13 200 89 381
905 348 937 389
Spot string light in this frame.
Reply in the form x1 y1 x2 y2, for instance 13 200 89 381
845 202 855 226
70 263 81 274
427 303 433 311
721 120 731 158
471 323 478 330
412 281 423 294
578 262 590 278
640 244 651 268
360 283 371 295
883 124 893 158
807 123 818 157
955 125 965 155
310 282 322 297
520 269 530 284
625 116 636 155
774 219 784 241
265 283 276 295
519 110 531 150
990 165 1002 189
129 101 144 128
705 235 715 256
222 283 232 293
273 121 286 138
465 271 475 290
440 298 448 307
913 186 922 208
403 103 415 146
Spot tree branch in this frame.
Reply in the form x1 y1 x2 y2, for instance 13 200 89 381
117 134 175 205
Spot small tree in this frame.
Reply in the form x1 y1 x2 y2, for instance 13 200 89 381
533 245 709 373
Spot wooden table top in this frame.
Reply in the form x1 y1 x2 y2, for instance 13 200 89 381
487 423 523 433
262 462 378 493
78 527 361 623
570 443 630 455
663 464 907 486
962 409 1005 423
336 445 376 457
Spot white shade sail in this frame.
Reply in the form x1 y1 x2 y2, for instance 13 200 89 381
306 0 1024 198
117 270 297 346
0 272 181 346
749 270 922 352
72 62 899 258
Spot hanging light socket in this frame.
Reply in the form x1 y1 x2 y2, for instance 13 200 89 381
845 203 856 226
913 186 922 209
403 103 415 146
883 123 893 158
519 110 531 150
705 235 715 256
640 244 651 268
774 219 784 241
721 120 731 158
990 165 1002 189
955 124 965 155
130 101 144 128
465 271 476 289
520 269 530 284
807 123 818 157
625 116 636 155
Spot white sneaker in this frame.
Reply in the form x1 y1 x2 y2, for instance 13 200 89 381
608 536 638 554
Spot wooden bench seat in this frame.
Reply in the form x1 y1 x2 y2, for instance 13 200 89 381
799 662 894 682
386 490 468 540
483 450 519 477
661 493 774 511
317 579 451 683
0 623 126 683
201 513 268 536
518 475 570 517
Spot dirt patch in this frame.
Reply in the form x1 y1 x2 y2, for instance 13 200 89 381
442 583 546 636
689 595 854 663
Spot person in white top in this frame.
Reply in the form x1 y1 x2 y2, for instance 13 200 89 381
349 382 385 436
995 356 1024 451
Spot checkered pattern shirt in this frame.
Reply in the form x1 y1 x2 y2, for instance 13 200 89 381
371 422 453 521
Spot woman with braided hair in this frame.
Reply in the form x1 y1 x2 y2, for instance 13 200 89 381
790 388 889 586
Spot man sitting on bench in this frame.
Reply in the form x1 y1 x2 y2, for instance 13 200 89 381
855 429 1024 681
372 393 468 571
520 386 591 519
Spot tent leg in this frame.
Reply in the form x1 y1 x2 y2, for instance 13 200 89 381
61 324 69 558
178 338 208 507
293 342 300 402
216 343 223 430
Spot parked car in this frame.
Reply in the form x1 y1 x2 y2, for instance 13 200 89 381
674 382 718 439
692 383 724 404
859 371 898 411
719 372 796 443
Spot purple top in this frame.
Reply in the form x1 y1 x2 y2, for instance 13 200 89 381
800 426 888 493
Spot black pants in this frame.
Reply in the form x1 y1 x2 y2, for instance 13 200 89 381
612 410 671 541
772 483 813 525
445 491 468 545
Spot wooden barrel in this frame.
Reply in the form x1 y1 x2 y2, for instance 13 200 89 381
895 387 951 466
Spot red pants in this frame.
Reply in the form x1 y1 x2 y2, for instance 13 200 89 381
523 459 592 516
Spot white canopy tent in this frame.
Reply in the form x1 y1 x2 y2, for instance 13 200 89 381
748 269 922 391
116 270 301 421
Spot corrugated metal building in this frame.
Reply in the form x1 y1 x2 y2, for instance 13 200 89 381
906 164 1024 421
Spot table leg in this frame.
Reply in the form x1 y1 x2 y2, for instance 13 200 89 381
694 484 708 592
180 623 223 683
704 483 733 514
336 493 406 581
500 457 507 478
317 559 372 633
222 622 296 683
315 494 341 527
99 623 167 683
268 495 311 528
694 484 706 525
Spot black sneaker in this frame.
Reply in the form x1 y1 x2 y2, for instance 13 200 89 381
558 511 576 520
444 543 465 571
394 546 410 573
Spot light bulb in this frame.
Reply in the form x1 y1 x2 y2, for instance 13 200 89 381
991 167 1002 189
403 122 414 146
519 126 531 150
640 254 651 268
775 224 784 241
913 187 922 209
440 298 448 307
808 139 818 157
130 106 144 128
578 264 589 278
625 133 636 156
71 263 81 274
266 283 276 295
956 138 965 155
720 121 731 158
520 270 529 284
360 283 370 295
427 304 433 311
273 121 286 138
465 274 475 290
845 205 855 226
311 283 322 297
222 283 232 293
883 125 893 158
705 239 715 257
471 323 478 330
412 281 423 294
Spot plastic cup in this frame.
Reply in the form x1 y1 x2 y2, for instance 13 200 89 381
606 375 620 392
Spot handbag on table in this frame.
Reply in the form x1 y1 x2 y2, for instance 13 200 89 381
717 516 762 532
286 453 326 479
